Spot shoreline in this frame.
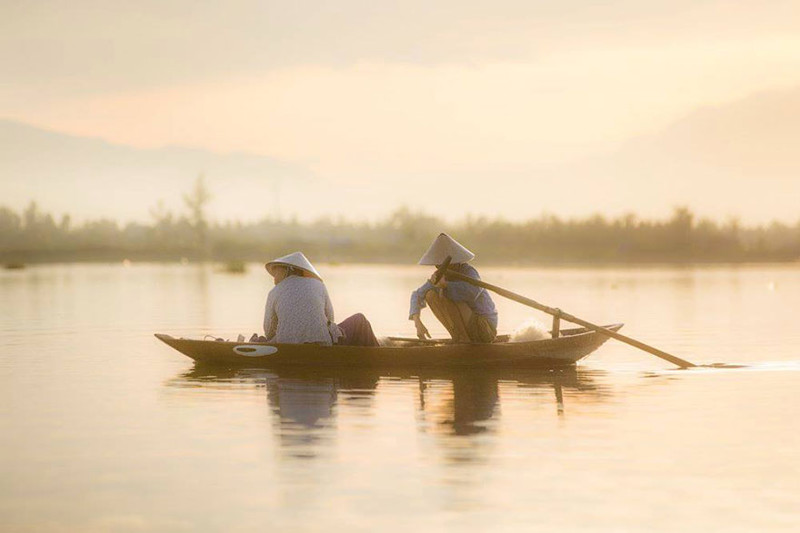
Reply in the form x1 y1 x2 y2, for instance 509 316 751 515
4 254 799 268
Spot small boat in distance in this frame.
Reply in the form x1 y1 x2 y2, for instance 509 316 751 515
155 324 623 369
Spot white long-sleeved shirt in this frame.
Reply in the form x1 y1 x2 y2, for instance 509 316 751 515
263 276 343 345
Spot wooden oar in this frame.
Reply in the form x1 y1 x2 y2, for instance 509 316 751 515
432 256 452 284
434 258 696 368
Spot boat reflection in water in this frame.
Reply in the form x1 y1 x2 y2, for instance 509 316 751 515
262 370 380 459
174 364 610 456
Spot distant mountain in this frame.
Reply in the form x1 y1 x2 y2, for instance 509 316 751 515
0 120 314 222
553 87 800 223
2 87 799 225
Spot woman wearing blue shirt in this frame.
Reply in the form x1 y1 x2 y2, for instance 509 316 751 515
409 233 498 343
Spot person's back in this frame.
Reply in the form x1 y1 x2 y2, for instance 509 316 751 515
264 275 336 345
262 251 379 347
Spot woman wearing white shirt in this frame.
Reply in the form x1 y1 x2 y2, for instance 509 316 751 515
263 252 378 346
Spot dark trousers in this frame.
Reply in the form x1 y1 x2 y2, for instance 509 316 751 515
338 313 380 346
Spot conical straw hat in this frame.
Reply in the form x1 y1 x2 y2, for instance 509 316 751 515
265 252 323 280
418 233 475 265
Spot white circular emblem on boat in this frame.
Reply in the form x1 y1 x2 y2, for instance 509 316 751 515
233 345 278 357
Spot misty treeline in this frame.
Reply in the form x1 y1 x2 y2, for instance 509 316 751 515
1 179 799 264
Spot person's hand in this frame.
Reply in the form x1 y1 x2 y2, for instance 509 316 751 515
413 315 431 340
429 272 447 288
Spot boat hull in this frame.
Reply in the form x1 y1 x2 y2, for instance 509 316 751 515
155 324 622 369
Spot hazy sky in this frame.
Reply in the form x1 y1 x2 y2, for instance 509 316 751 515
2 1 799 222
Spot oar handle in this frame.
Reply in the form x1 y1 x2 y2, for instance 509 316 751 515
443 268 696 368
432 256 452 284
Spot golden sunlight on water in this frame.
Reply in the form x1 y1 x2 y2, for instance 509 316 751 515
1 263 799 531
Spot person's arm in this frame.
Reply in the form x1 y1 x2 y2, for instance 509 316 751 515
409 280 434 339
409 280 435 319
263 290 278 341
323 284 336 323
322 284 344 343
443 266 484 305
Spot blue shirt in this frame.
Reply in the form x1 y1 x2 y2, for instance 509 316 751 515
408 263 498 329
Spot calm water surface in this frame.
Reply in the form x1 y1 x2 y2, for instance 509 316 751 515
1 263 799 532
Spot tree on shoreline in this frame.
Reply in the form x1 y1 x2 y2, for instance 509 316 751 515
183 174 211 256
1 184 798 263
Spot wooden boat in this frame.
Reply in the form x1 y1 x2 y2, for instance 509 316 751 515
155 324 622 369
